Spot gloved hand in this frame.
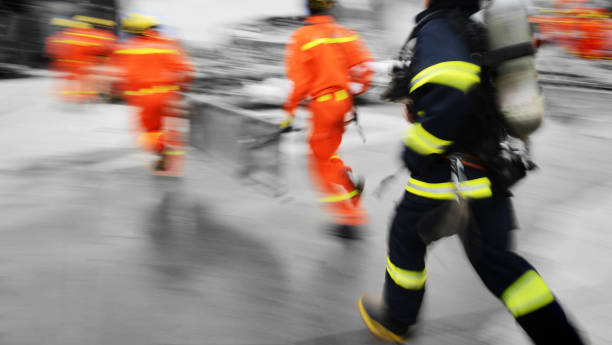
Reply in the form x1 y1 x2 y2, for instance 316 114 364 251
279 115 294 133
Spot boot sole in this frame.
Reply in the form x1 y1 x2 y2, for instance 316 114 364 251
358 297 407 342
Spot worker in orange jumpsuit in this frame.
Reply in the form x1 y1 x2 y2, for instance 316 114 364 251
282 0 374 238
46 18 108 102
110 14 194 171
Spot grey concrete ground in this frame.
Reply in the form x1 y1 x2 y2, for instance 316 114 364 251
1 77 612 345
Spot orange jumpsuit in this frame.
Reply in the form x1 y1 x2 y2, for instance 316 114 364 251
46 27 116 102
109 30 194 154
284 15 373 226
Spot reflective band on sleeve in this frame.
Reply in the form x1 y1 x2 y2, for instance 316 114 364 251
386 257 426 290
403 123 453 156
502 270 555 317
114 48 178 55
301 35 359 51
405 177 492 200
317 189 359 203
410 61 481 93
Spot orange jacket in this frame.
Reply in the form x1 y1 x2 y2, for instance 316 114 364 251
109 30 194 95
283 15 373 115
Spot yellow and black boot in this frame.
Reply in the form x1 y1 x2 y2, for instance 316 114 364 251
358 295 412 342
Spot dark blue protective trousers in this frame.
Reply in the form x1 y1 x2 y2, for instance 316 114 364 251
383 191 585 345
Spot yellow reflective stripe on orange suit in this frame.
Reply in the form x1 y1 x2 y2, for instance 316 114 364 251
124 85 180 96
317 189 359 203
315 89 349 102
56 59 93 64
50 39 103 47
65 32 116 41
114 48 178 55
301 35 359 51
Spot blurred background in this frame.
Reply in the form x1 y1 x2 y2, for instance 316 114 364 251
1 0 612 344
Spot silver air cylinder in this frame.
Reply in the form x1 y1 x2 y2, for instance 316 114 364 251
485 0 544 138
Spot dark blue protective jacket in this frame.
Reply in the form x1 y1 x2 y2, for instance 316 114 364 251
401 9 493 200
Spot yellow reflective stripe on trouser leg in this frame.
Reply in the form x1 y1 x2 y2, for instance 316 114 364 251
501 270 555 317
405 177 492 200
163 150 185 156
317 189 359 203
386 257 426 290
410 61 481 93
403 123 453 156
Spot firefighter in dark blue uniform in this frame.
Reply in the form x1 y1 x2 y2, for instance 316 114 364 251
358 0 586 344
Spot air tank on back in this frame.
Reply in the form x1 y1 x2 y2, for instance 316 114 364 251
485 0 544 139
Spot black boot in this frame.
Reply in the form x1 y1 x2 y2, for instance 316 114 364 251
153 152 167 171
327 224 362 240
358 295 412 342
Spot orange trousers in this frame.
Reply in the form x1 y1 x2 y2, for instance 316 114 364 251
128 91 181 154
308 95 368 226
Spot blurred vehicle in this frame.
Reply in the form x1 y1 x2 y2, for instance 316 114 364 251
530 0 612 59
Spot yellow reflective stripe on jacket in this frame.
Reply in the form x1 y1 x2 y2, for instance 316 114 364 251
403 123 453 156
405 177 492 200
114 48 178 55
124 85 180 96
317 189 359 203
301 35 359 51
386 257 426 290
410 61 481 93
502 270 555 317
51 39 102 46
66 32 116 41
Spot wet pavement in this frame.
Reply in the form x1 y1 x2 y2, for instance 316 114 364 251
1 77 612 344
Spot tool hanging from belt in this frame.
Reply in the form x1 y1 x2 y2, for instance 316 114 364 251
416 154 472 245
